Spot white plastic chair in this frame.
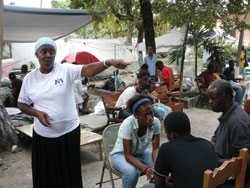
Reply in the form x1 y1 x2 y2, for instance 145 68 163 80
98 123 122 188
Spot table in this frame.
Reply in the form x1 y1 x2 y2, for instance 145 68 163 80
16 124 103 160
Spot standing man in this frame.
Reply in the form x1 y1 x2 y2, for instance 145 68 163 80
223 60 246 106
207 79 250 186
155 61 174 89
144 46 158 81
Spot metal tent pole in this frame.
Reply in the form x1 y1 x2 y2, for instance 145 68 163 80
0 0 3 82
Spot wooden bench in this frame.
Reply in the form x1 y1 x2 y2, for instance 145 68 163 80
16 124 103 160
155 85 169 101
102 93 124 126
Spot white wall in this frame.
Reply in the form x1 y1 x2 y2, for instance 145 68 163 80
10 38 71 68
11 43 37 68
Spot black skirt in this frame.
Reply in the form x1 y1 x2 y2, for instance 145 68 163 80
32 126 83 188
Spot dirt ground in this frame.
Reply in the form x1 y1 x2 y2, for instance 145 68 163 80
0 71 225 188
0 107 221 188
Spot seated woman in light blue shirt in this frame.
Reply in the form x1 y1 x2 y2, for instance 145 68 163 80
110 95 160 188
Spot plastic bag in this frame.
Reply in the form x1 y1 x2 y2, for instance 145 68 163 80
89 101 105 115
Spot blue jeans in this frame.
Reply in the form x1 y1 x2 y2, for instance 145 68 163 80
119 109 132 119
111 148 153 188
153 103 172 120
142 183 155 188
240 67 247 80
229 81 246 105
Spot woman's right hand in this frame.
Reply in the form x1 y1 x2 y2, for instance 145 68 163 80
146 167 154 181
35 110 51 127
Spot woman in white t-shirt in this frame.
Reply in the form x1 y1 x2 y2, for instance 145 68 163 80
17 37 129 188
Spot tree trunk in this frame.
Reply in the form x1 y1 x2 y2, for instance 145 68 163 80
127 23 133 45
236 13 247 67
180 22 190 74
0 0 3 80
140 0 156 53
195 45 198 77
137 23 144 66
0 99 18 152
236 29 244 67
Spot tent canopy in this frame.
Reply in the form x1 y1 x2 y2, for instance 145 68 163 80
3 5 102 43
62 51 99 65
1 59 21 79
137 26 186 52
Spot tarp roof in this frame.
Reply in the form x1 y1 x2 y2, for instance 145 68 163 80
137 26 186 52
3 5 99 43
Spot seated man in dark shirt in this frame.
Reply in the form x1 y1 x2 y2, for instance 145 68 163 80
207 79 250 186
197 63 215 87
223 60 246 106
142 111 218 188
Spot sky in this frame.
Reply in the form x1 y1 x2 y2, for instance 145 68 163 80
4 0 63 8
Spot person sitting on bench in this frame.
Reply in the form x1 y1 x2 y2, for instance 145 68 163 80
115 82 151 119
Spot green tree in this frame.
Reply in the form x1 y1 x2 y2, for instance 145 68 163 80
52 0 170 47
152 0 220 73
152 0 250 74
69 0 169 66
187 27 211 77
204 42 231 67
51 0 99 39
216 1 250 67
51 0 70 9
69 0 143 44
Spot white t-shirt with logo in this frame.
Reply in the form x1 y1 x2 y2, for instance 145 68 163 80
18 63 83 138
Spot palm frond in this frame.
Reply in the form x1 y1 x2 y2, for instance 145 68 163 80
168 48 183 65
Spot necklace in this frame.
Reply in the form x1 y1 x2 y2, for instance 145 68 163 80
137 127 146 137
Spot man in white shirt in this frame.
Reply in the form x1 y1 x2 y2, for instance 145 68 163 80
72 62 91 115
73 79 92 115
115 81 151 119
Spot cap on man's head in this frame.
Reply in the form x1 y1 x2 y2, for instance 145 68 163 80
35 37 57 55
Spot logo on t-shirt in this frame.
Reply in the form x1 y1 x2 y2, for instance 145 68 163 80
55 78 64 86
